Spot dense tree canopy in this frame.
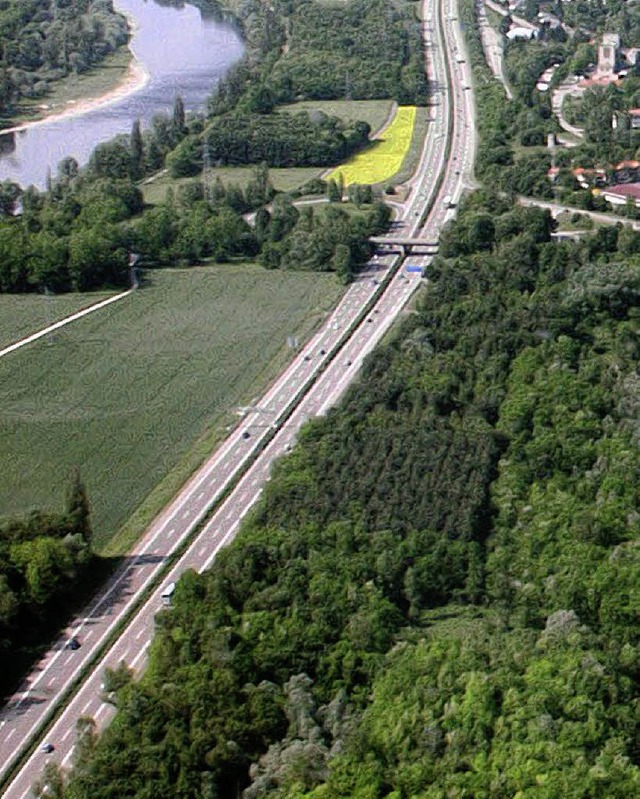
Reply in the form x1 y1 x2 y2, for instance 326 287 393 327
0 0 127 115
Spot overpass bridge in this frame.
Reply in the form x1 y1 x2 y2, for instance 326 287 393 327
370 237 440 257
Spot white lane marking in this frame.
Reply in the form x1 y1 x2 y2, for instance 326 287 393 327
130 643 150 671
135 628 145 641
81 700 92 715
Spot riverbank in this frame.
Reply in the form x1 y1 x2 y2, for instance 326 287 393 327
1 49 149 136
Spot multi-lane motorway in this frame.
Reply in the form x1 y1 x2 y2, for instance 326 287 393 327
0 0 476 795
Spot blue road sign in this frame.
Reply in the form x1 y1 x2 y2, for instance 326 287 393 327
405 265 423 273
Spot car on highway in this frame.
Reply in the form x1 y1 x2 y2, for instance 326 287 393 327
40 743 55 754
242 431 250 439
65 636 80 651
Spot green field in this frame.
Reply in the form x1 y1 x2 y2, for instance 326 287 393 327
280 99 394 134
0 291 118 351
141 166 324 205
0 266 343 552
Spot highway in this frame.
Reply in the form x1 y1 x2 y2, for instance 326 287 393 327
0 0 477 795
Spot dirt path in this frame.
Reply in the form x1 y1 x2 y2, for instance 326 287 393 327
0 289 134 360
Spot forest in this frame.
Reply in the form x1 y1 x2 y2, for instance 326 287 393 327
0 0 128 115
46 191 640 798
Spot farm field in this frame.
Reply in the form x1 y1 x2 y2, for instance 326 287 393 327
0 290 118 351
0 265 343 552
326 105 417 186
279 99 394 134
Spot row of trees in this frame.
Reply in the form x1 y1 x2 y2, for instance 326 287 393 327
0 159 390 291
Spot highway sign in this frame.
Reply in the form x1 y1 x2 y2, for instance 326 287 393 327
405 264 423 273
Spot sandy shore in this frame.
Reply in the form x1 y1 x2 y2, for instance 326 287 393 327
1 58 150 136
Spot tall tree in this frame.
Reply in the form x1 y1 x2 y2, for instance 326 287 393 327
130 118 144 180
172 94 185 136
66 469 92 542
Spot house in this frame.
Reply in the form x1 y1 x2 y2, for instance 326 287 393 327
572 167 607 188
506 26 536 41
600 182 640 206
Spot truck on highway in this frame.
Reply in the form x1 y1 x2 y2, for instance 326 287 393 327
442 194 455 208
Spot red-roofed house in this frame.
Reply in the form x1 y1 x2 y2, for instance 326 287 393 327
601 182 640 206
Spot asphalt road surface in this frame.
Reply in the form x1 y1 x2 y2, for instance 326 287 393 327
0 0 478 794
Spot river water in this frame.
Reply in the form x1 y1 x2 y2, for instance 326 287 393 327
0 0 244 189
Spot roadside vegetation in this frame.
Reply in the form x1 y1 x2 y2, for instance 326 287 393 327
0 474 96 698
326 105 417 187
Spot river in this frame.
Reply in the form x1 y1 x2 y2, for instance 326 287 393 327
0 0 244 190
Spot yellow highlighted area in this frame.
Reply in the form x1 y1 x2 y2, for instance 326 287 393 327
327 105 417 187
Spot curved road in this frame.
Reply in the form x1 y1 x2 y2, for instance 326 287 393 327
0 0 477 795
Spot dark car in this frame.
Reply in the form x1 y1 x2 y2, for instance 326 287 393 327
41 743 55 754
242 430 250 440
65 636 80 651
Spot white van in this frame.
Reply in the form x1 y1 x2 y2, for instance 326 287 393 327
161 582 176 605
